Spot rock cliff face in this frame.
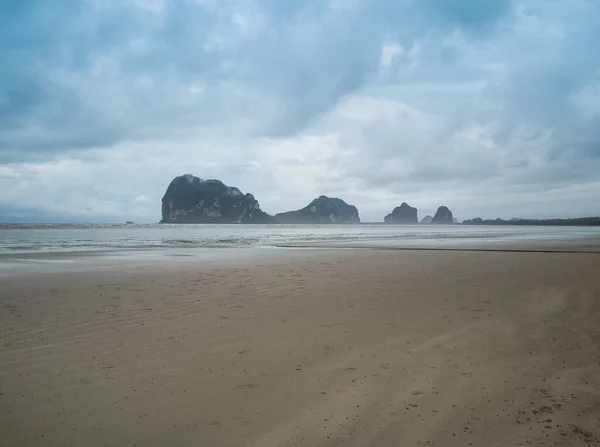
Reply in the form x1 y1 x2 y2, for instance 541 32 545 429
420 215 433 224
274 196 360 224
384 203 418 224
160 174 275 224
431 206 454 224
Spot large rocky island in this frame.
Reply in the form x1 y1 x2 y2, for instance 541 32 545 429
274 196 360 224
384 203 418 224
160 174 275 224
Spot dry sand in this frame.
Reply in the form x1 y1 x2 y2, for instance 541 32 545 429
1 248 599 446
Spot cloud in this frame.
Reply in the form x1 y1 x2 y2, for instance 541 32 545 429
1 0 599 222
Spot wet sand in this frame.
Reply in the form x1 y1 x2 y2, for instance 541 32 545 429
1 248 599 446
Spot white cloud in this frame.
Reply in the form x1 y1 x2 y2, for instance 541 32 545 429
134 195 153 204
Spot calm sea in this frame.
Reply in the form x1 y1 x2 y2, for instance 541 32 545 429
1 224 598 255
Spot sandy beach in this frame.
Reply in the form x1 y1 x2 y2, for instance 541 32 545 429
1 247 599 446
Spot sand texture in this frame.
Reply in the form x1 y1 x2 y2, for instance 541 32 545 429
1 249 600 446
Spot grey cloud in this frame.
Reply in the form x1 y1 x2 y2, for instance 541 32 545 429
1 0 516 163
1 0 600 222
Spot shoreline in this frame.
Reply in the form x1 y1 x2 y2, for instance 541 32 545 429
2 235 599 279
275 241 600 253
2 231 599 255
2 224 599 256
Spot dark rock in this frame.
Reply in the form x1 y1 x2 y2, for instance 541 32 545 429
420 215 433 224
384 203 418 224
453 218 459 224
431 206 454 224
275 196 360 224
160 174 275 224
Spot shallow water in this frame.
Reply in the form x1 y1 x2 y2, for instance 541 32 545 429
1 223 598 255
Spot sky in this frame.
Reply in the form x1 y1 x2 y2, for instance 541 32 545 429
1 0 599 223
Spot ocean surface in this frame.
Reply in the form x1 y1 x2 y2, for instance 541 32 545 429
1 224 598 255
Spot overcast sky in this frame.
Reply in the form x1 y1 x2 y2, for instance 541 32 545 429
1 0 599 223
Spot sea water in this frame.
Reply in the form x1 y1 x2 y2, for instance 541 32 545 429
1 223 598 255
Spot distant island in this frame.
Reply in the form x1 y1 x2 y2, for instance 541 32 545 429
384 203 418 224
431 206 454 225
382 204 455 225
159 174 599 226
274 196 360 224
462 217 600 226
